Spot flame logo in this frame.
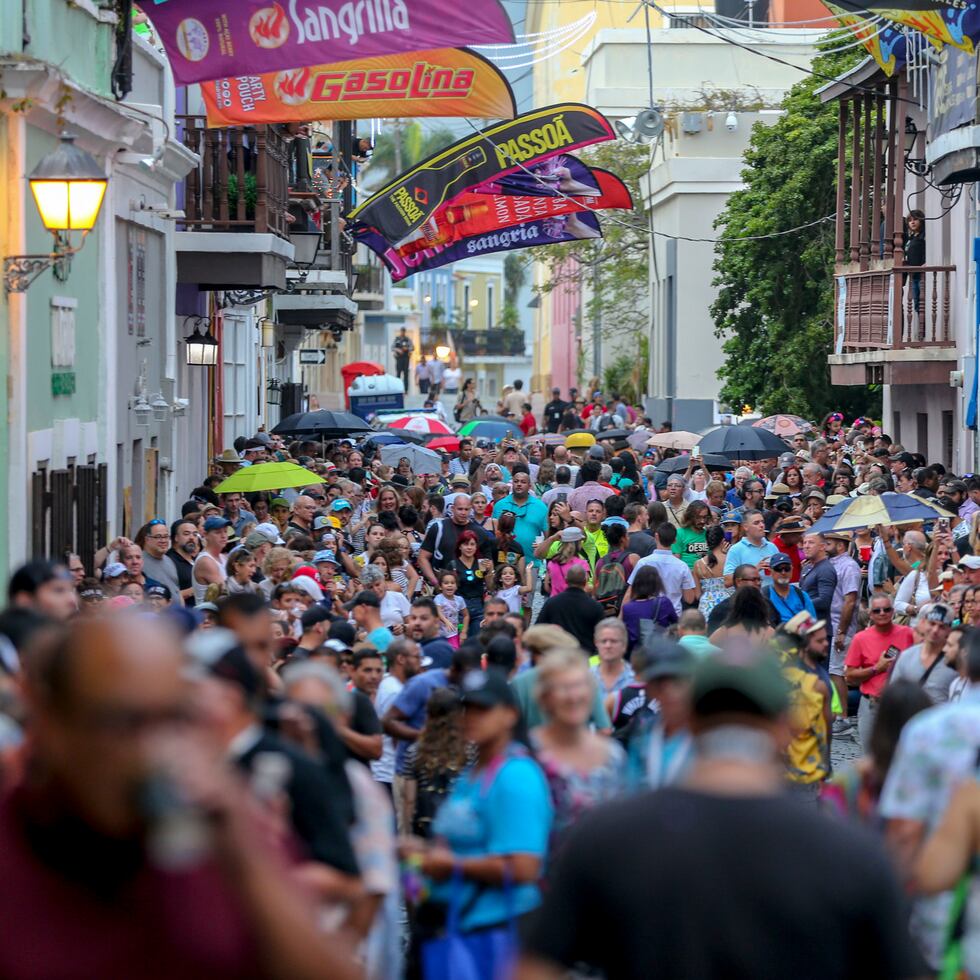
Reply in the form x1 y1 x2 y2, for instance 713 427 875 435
250 3 289 47
278 67 311 100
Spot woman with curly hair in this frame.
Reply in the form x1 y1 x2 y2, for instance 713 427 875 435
404 688 471 838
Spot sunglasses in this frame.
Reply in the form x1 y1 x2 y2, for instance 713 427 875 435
871 606 893 613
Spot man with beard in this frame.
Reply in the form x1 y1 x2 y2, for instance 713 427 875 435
167 519 200 605
778 611 833 802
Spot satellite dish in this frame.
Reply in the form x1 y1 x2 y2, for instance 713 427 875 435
615 107 664 145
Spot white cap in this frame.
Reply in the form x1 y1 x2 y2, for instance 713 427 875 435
254 521 285 545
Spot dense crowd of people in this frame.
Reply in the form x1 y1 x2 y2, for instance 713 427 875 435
4 390 980 977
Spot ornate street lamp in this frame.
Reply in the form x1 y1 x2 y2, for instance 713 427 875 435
288 228 321 283
184 317 219 366
4 133 108 292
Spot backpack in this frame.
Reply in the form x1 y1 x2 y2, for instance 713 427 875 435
595 550 630 615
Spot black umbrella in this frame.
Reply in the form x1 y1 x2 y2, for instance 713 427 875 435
595 427 631 441
654 453 732 474
272 409 372 437
696 425 788 461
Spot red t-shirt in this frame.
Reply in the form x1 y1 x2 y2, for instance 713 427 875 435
0 788 259 978
520 412 537 436
845 623 916 697
772 535 803 583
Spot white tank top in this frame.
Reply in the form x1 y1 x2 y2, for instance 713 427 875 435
192 551 226 604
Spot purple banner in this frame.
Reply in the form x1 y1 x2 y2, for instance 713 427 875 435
148 0 515 85
469 154 603 199
357 211 603 282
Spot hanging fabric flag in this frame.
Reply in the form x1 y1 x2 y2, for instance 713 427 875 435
347 103 616 243
357 211 604 282
149 0 515 85
201 48 516 125
389 163 631 256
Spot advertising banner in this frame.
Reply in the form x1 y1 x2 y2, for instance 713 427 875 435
357 211 603 282
148 0 515 85
393 167 631 256
201 48 516 125
348 103 615 243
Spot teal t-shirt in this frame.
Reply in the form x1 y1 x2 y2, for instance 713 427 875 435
430 750 553 931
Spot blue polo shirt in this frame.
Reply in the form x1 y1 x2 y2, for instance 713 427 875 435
492 494 548 559
724 537 780 579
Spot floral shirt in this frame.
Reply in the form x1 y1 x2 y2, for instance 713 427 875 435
879 690 980 969
529 733 626 851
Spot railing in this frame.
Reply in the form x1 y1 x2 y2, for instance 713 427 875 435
835 264 954 352
451 329 526 357
353 263 385 296
178 115 289 237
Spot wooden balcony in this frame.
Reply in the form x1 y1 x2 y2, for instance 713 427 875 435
175 115 293 289
830 265 957 386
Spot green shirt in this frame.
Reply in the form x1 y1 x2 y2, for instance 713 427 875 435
672 526 708 570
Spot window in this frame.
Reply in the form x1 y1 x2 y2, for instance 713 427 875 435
222 314 251 446
663 7 715 28
916 412 928 458
487 281 495 330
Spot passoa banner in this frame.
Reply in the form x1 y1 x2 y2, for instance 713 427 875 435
357 211 604 282
469 154 617 199
392 167 631 256
148 0 515 85
348 104 615 243
201 48 516 125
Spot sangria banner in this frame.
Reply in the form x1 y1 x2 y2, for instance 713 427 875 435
149 0 515 84
357 211 604 282
201 48 516 125
347 104 615 243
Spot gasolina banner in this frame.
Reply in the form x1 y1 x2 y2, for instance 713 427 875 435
201 48 516 125
357 210 604 282
147 0 515 85
347 103 616 243
388 163 631 257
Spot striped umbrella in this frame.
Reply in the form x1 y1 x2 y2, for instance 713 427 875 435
525 433 566 447
809 492 954 533
386 415 454 435
458 417 524 441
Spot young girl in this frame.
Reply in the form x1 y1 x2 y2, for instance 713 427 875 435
493 563 531 614
434 570 468 648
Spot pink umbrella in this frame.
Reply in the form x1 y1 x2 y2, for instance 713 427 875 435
752 415 813 438
387 415 454 435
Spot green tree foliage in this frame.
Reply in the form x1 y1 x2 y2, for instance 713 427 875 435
363 121 457 187
711 45 881 420
603 335 650 405
533 141 650 348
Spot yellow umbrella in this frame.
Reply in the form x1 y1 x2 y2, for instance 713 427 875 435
565 431 596 449
214 461 325 494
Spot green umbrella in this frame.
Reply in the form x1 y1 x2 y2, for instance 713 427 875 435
214 461 325 494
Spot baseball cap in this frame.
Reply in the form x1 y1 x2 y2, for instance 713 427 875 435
187 629 262 699
782 610 827 639
203 516 232 532
458 667 516 709
892 451 917 468
293 565 319 581
270 497 290 511
560 526 585 542
587 445 606 460
323 638 353 655
770 552 793 570
720 513 740 526
331 498 353 512
254 521 285 545
79 585 105 601
926 602 956 626
300 605 334 631
103 562 127 579
690 647 790 719
960 556 980 570
344 590 381 611
601 516 629 529
252 432 273 446
638 639 694 681
312 515 334 533
145 583 171 601
328 620 357 647
552 386 561 394
244 529 274 549
312 549 339 566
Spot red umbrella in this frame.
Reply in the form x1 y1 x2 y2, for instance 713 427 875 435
386 415 453 435
426 435 461 452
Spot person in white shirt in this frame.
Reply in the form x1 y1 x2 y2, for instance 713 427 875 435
371 638 424 789
893 530 933 620
624 522 696 616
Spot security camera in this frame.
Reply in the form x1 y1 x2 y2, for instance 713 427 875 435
725 112 738 132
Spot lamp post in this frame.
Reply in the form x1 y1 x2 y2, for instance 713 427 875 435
4 133 109 292
184 317 219 366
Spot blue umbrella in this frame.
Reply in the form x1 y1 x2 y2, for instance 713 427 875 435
458 418 523 442
809 492 953 533
360 430 424 447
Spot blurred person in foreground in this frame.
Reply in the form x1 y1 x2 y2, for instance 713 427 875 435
517 644 917 980
0 616 361 979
